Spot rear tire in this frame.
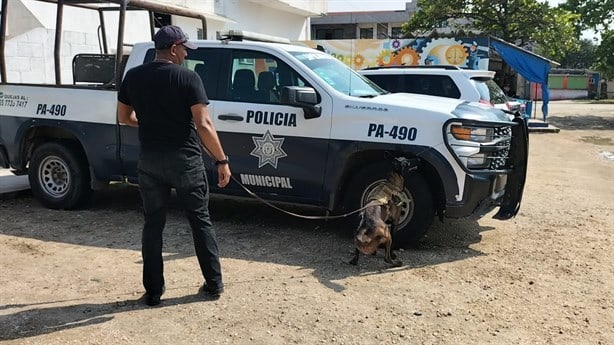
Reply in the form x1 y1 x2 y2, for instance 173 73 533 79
342 163 434 248
28 142 92 209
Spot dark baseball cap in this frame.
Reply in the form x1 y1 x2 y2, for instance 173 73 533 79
153 25 197 50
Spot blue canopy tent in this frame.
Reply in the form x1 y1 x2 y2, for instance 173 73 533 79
489 36 560 121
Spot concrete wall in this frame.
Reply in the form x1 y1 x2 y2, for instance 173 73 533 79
4 1 151 84
4 27 100 84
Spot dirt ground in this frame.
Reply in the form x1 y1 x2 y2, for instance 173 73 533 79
1 100 613 345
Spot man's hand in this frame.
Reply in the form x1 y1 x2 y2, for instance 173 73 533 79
217 164 231 188
117 101 138 127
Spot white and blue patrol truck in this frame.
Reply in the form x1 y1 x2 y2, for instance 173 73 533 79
0 0 528 247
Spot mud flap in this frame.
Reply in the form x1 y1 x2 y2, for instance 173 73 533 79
493 115 529 220
0 147 8 168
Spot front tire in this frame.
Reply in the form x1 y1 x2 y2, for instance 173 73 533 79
28 142 92 209
342 163 434 248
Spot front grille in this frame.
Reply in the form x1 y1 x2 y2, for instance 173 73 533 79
489 126 512 170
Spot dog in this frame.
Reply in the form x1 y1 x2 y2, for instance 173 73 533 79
349 171 404 267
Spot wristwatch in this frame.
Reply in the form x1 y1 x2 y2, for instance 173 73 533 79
215 155 229 166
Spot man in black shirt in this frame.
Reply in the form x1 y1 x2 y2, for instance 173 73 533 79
117 25 230 306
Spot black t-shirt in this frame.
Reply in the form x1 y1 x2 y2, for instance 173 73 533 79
118 62 209 156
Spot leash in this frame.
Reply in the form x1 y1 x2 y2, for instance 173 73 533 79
202 143 425 221
229 174 382 220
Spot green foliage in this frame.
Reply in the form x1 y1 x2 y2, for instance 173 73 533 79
532 8 581 63
560 0 614 35
403 0 592 61
558 39 597 69
593 30 614 79
403 0 555 43
561 0 614 77
401 0 610 71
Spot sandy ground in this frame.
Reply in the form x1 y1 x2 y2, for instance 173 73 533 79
1 100 613 344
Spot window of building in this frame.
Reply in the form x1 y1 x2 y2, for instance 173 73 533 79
377 25 387 39
391 26 403 38
359 27 373 39
315 28 344 39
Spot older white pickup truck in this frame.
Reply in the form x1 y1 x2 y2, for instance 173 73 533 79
0 0 528 247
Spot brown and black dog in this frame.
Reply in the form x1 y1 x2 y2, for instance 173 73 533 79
349 171 404 267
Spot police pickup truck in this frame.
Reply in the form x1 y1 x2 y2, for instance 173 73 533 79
0 0 527 247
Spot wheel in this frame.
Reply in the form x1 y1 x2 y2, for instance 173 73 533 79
342 163 434 248
28 142 92 209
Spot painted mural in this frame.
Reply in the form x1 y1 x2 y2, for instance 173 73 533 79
298 37 490 70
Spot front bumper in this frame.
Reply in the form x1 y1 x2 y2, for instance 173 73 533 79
445 172 508 218
444 115 529 220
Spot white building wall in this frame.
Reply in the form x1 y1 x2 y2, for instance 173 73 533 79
220 1 312 40
215 0 325 40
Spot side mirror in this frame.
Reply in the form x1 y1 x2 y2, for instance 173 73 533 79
280 86 321 119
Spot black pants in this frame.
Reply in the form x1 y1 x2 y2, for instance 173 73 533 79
137 151 223 296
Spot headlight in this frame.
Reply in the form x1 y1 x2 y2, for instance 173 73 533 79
450 125 494 142
446 122 512 171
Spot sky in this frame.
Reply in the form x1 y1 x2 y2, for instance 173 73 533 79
327 0 565 12
327 0 598 41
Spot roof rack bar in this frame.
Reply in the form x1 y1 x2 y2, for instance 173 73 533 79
0 0 8 83
218 30 290 44
53 0 65 84
361 65 462 70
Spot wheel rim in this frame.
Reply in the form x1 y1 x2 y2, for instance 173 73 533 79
38 155 71 198
361 179 414 229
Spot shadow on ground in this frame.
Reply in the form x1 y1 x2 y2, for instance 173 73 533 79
0 293 218 341
1 184 491 293
547 115 614 130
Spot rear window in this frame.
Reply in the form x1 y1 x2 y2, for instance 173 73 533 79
472 79 508 104
364 74 461 99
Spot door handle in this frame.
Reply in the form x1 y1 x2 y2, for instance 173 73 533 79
218 114 244 121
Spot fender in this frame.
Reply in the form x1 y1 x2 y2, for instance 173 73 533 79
0 144 8 168
10 118 120 182
321 140 459 211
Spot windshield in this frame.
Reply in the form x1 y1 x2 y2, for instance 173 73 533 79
290 51 386 97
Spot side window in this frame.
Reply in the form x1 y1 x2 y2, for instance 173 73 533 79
402 75 461 99
436 76 461 98
363 74 399 93
426 75 460 98
226 50 308 104
402 75 422 94
185 48 226 100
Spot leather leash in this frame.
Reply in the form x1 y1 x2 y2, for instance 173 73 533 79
229 174 382 220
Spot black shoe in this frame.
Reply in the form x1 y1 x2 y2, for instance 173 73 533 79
200 284 224 297
143 286 165 306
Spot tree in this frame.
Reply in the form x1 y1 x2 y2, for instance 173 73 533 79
593 30 614 79
558 39 597 69
561 0 614 78
403 0 580 62
531 7 581 62
560 0 614 37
